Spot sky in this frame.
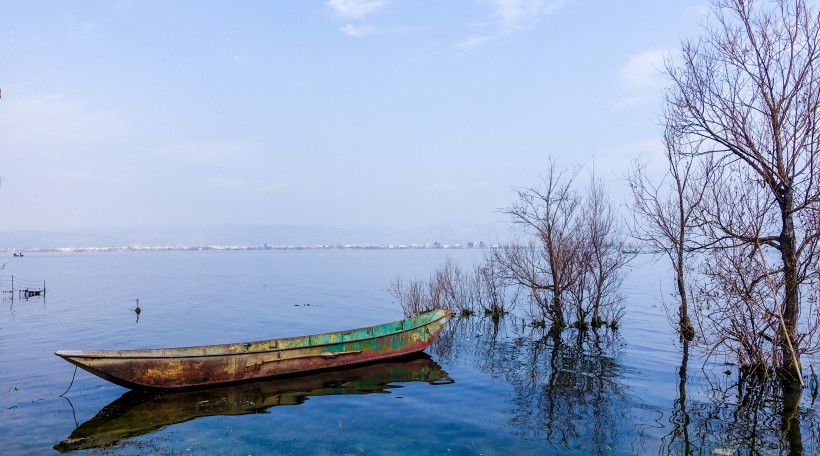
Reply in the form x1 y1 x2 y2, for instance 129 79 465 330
1 0 708 232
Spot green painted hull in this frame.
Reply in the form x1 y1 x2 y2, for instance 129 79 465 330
55 309 453 390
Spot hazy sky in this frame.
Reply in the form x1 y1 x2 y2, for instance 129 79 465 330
1 0 706 232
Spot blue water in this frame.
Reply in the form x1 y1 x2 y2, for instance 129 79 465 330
0 250 817 454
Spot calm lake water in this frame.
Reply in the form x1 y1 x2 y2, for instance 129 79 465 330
1 249 818 455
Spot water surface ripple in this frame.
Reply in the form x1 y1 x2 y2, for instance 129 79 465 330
0 250 817 454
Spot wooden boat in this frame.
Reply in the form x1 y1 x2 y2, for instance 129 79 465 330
55 309 452 390
54 355 451 452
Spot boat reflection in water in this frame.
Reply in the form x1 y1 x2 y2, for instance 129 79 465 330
54 354 452 452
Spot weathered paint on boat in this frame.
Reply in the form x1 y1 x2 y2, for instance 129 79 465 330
54 355 451 452
55 309 452 390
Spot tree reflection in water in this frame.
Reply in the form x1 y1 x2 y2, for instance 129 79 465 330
433 316 820 454
714 377 814 454
433 316 630 454
659 341 820 455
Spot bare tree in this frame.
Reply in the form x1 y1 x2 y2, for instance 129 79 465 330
473 253 514 319
498 159 584 331
664 0 820 380
491 242 551 325
390 277 430 318
627 133 715 341
495 158 632 332
428 257 476 317
577 167 631 329
392 158 632 333
392 254 517 319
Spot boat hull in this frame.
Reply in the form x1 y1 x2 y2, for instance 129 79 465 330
56 309 452 390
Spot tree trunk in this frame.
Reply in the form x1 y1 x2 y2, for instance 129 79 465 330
551 290 565 331
675 240 694 341
779 188 801 380
677 266 694 341
592 294 601 328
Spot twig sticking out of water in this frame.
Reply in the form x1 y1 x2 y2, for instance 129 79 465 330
59 366 78 397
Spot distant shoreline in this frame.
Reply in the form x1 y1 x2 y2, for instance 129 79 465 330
2 243 494 254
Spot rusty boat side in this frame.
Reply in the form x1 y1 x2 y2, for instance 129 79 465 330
55 309 452 390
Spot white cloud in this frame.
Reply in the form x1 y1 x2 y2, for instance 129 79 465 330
618 50 667 88
494 0 564 32
327 0 387 37
459 35 494 50
613 49 669 110
340 24 374 37
327 0 387 20
459 0 565 49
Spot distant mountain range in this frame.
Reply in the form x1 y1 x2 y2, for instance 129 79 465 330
0 223 511 251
